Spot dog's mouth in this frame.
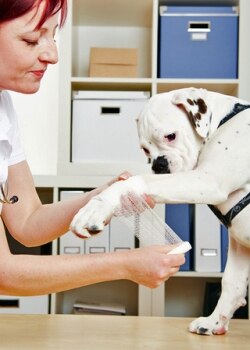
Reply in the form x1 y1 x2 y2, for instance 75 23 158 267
152 156 170 174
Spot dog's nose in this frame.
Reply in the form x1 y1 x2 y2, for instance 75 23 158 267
152 156 170 174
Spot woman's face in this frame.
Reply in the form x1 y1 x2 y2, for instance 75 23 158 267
0 2 59 93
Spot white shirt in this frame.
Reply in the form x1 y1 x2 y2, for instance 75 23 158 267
0 91 26 212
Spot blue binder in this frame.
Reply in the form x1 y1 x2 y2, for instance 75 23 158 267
165 204 193 271
221 225 229 272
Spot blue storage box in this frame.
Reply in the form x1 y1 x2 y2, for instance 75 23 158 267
158 6 238 78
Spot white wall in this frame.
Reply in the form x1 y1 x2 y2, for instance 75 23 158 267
10 61 59 176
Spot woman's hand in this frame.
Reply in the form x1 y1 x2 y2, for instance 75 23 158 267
122 245 185 288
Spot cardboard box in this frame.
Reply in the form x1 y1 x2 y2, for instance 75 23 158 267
89 47 138 78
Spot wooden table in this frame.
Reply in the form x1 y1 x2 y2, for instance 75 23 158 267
0 315 249 349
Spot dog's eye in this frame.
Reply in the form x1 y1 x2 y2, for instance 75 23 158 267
165 133 176 142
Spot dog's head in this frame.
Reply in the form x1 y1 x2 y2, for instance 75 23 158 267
137 87 211 174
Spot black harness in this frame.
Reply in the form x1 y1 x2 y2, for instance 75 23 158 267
208 103 250 228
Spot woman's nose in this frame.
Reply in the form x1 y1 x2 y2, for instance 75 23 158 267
39 39 58 64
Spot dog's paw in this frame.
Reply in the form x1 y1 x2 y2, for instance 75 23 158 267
70 197 114 238
70 176 148 238
188 315 229 336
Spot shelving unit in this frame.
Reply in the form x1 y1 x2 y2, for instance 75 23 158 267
28 0 250 318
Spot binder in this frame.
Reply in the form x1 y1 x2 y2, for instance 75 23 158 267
109 216 135 252
60 191 85 254
221 225 229 272
85 225 110 254
194 204 221 272
165 204 193 271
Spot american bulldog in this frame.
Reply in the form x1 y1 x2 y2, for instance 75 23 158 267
70 87 250 335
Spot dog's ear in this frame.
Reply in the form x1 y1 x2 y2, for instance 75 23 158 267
171 88 211 138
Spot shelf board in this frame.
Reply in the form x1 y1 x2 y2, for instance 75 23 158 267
175 271 223 278
71 77 239 95
156 78 239 95
71 77 153 91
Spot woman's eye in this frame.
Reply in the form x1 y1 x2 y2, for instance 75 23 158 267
164 133 176 142
24 39 39 46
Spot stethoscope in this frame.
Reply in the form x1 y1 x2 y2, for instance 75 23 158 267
0 183 18 204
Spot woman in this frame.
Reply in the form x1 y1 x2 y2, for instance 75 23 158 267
0 0 185 297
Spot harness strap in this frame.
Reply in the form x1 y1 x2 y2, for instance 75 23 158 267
218 103 250 128
209 103 250 228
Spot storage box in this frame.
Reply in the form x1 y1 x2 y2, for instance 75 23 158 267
0 295 48 314
158 6 238 78
89 47 138 78
71 90 149 164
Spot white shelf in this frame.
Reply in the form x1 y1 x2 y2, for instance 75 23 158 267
53 0 250 319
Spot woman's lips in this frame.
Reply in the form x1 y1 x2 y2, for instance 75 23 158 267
30 70 46 78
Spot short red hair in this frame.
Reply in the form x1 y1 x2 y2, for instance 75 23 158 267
0 0 67 28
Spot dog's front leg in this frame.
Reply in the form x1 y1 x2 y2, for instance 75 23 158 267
70 168 227 236
142 167 228 205
189 235 250 335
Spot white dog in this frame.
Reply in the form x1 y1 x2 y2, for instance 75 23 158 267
70 87 250 335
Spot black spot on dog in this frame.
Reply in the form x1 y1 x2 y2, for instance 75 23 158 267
218 141 222 144
194 112 202 120
225 147 228 150
187 98 194 105
197 98 207 114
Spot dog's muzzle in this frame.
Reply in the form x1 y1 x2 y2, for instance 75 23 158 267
152 156 170 174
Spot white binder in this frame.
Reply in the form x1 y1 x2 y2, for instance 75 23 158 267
109 216 135 252
194 204 221 272
60 191 85 255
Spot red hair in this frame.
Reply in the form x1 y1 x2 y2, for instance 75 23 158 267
0 0 67 28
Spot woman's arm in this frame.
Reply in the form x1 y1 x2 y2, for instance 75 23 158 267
0 219 185 295
2 161 122 246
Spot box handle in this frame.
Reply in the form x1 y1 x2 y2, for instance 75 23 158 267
100 106 121 115
0 299 20 308
188 21 211 33
201 249 217 257
188 22 210 41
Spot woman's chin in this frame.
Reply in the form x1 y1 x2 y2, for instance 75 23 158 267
15 83 41 94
